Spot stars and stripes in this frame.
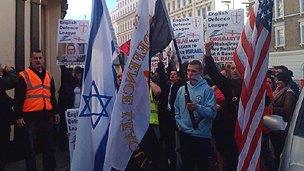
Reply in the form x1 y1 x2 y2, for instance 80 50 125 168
233 0 274 170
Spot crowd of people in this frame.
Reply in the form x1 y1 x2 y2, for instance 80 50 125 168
122 42 301 171
0 41 302 171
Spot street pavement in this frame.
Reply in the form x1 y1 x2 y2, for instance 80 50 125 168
4 150 70 171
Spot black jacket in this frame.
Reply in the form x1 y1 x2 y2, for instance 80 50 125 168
0 69 18 126
204 55 242 135
57 66 79 116
156 61 183 115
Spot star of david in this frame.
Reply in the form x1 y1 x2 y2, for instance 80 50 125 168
79 80 112 129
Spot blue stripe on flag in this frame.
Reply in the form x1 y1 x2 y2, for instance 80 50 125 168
94 126 109 171
84 0 104 79
111 41 116 54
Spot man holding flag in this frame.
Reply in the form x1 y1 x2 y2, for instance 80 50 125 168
70 0 118 170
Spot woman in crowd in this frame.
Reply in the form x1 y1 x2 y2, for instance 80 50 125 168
270 72 297 170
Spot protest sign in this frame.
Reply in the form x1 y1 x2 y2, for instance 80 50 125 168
206 9 244 63
65 108 79 161
171 17 205 62
57 20 90 66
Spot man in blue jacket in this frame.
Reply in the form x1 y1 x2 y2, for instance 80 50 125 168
175 60 216 171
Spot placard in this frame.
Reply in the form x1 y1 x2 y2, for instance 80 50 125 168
172 17 205 63
206 9 244 62
65 108 79 161
57 20 90 66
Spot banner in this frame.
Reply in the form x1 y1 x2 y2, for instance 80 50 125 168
206 9 244 63
171 17 205 62
65 109 79 161
57 20 90 66
104 0 153 169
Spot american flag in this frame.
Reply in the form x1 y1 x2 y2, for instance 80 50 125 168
233 0 274 170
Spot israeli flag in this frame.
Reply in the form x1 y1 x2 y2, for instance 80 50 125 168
70 0 118 170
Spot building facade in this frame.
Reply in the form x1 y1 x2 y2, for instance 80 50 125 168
110 0 138 45
110 0 246 45
166 0 245 19
269 0 304 80
0 0 67 92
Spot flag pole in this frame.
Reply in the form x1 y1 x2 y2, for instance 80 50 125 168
118 52 125 72
151 0 197 129
172 39 198 130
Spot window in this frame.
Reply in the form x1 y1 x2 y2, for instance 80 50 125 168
177 0 181 8
188 12 192 17
183 0 186 6
275 0 284 18
300 21 304 45
173 1 176 11
188 0 192 4
168 3 171 12
197 7 206 18
301 0 304 13
274 25 285 47
202 7 206 19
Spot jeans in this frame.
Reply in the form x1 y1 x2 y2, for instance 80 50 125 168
260 133 275 171
24 117 56 171
0 125 10 171
270 131 286 171
179 132 212 171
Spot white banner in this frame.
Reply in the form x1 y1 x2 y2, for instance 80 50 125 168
57 20 90 44
65 108 79 161
206 9 244 63
104 0 152 169
57 20 90 66
171 17 205 62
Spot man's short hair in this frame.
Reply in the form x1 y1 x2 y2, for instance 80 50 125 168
74 66 83 75
170 69 181 78
31 49 43 57
188 60 203 72
67 43 75 48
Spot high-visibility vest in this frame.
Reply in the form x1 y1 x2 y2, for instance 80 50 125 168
19 68 53 112
149 90 159 125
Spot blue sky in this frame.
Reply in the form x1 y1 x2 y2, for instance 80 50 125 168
65 0 117 20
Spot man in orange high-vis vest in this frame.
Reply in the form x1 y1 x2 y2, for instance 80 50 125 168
15 50 60 171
